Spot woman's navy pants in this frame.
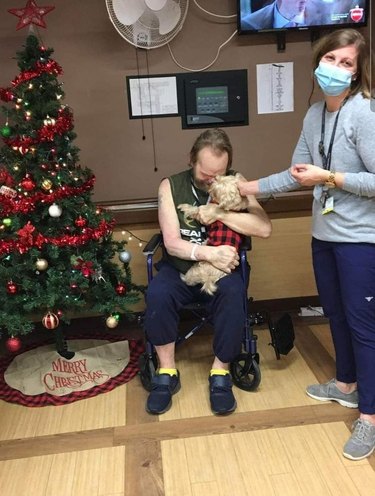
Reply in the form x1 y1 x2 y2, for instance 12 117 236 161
312 238 375 414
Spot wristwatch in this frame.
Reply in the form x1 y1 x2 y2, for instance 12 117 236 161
325 171 336 188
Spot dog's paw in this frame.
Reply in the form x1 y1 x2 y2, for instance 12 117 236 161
177 203 198 218
177 203 189 211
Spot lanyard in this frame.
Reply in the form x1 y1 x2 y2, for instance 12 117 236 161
190 173 210 206
189 178 209 235
319 98 348 171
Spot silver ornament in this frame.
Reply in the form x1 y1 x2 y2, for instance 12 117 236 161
119 250 132 263
48 203 62 217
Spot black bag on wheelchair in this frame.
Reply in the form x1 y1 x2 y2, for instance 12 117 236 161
270 312 295 356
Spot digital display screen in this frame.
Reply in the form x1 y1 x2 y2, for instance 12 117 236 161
196 86 229 114
238 0 368 34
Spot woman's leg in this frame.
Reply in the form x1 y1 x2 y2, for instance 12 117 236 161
312 238 356 384
334 242 375 415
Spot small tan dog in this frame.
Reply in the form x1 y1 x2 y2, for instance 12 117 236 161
178 173 249 295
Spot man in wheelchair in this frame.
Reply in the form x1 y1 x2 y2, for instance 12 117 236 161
144 128 272 415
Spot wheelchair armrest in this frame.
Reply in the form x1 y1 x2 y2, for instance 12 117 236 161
240 236 252 252
143 233 163 256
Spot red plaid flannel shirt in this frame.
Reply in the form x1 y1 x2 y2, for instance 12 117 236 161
206 220 243 250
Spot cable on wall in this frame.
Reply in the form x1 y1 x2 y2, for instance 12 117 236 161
192 0 236 19
145 50 158 172
135 47 146 141
167 1 237 72
167 29 237 72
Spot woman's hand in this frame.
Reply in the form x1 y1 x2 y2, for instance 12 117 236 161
237 179 260 196
291 164 327 186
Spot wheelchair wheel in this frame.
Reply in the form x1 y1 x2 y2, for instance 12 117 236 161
230 353 261 391
138 351 158 391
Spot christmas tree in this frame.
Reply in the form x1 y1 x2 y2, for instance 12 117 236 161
0 34 141 353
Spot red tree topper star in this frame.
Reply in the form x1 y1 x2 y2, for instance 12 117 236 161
8 0 55 30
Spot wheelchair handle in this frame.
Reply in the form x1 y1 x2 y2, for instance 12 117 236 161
143 233 163 256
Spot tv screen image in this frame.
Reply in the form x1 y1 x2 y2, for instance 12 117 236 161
238 0 368 33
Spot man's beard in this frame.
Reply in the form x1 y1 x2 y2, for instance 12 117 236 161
193 177 210 192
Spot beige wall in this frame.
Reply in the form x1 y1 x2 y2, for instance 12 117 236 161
114 215 317 311
3 1 364 307
0 0 345 204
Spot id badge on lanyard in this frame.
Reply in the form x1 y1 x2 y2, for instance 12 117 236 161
318 99 347 215
320 187 334 215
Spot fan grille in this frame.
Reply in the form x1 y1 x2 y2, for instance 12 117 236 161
106 0 189 49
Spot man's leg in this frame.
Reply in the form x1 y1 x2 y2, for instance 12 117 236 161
207 270 246 415
144 263 195 414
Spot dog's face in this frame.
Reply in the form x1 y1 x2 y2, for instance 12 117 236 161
208 173 249 211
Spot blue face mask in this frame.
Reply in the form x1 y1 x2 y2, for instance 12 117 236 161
314 62 353 96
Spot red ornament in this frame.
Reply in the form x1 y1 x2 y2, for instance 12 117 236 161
115 283 127 295
0 88 14 102
8 1 55 30
0 168 15 187
42 311 59 329
75 216 87 227
21 176 36 191
6 281 18 294
6 337 22 353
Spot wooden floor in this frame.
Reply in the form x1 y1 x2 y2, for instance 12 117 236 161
1 317 375 496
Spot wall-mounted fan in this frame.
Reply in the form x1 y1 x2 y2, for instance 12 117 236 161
105 0 189 49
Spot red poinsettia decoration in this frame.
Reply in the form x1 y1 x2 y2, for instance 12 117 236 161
73 258 95 278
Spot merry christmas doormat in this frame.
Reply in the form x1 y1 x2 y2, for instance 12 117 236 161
0 336 144 407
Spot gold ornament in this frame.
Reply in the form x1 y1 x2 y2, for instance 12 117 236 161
106 316 119 329
41 179 53 191
36 258 48 271
42 311 60 330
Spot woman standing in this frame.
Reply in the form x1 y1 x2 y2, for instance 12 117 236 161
239 29 375 460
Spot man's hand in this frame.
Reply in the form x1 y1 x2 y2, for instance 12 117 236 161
207 245 239 273
196 204 222 225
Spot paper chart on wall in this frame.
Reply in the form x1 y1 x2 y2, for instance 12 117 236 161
128 76 179 117
256 62 294 114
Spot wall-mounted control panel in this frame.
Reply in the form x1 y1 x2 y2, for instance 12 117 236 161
179 69 248 129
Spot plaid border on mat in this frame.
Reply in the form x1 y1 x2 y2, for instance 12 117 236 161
0 333 144 407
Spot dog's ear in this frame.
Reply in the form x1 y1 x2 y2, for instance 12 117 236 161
218 174 250 211
215 177 243 211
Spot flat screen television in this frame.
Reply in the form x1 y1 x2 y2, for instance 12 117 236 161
237 1 369 34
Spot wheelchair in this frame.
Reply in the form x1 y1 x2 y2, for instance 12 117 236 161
138 233 295 393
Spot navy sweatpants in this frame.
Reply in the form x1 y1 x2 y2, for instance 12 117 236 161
312 238 375 414
144 262 246 364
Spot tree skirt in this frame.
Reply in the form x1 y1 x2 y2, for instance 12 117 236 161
0 334 144 407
